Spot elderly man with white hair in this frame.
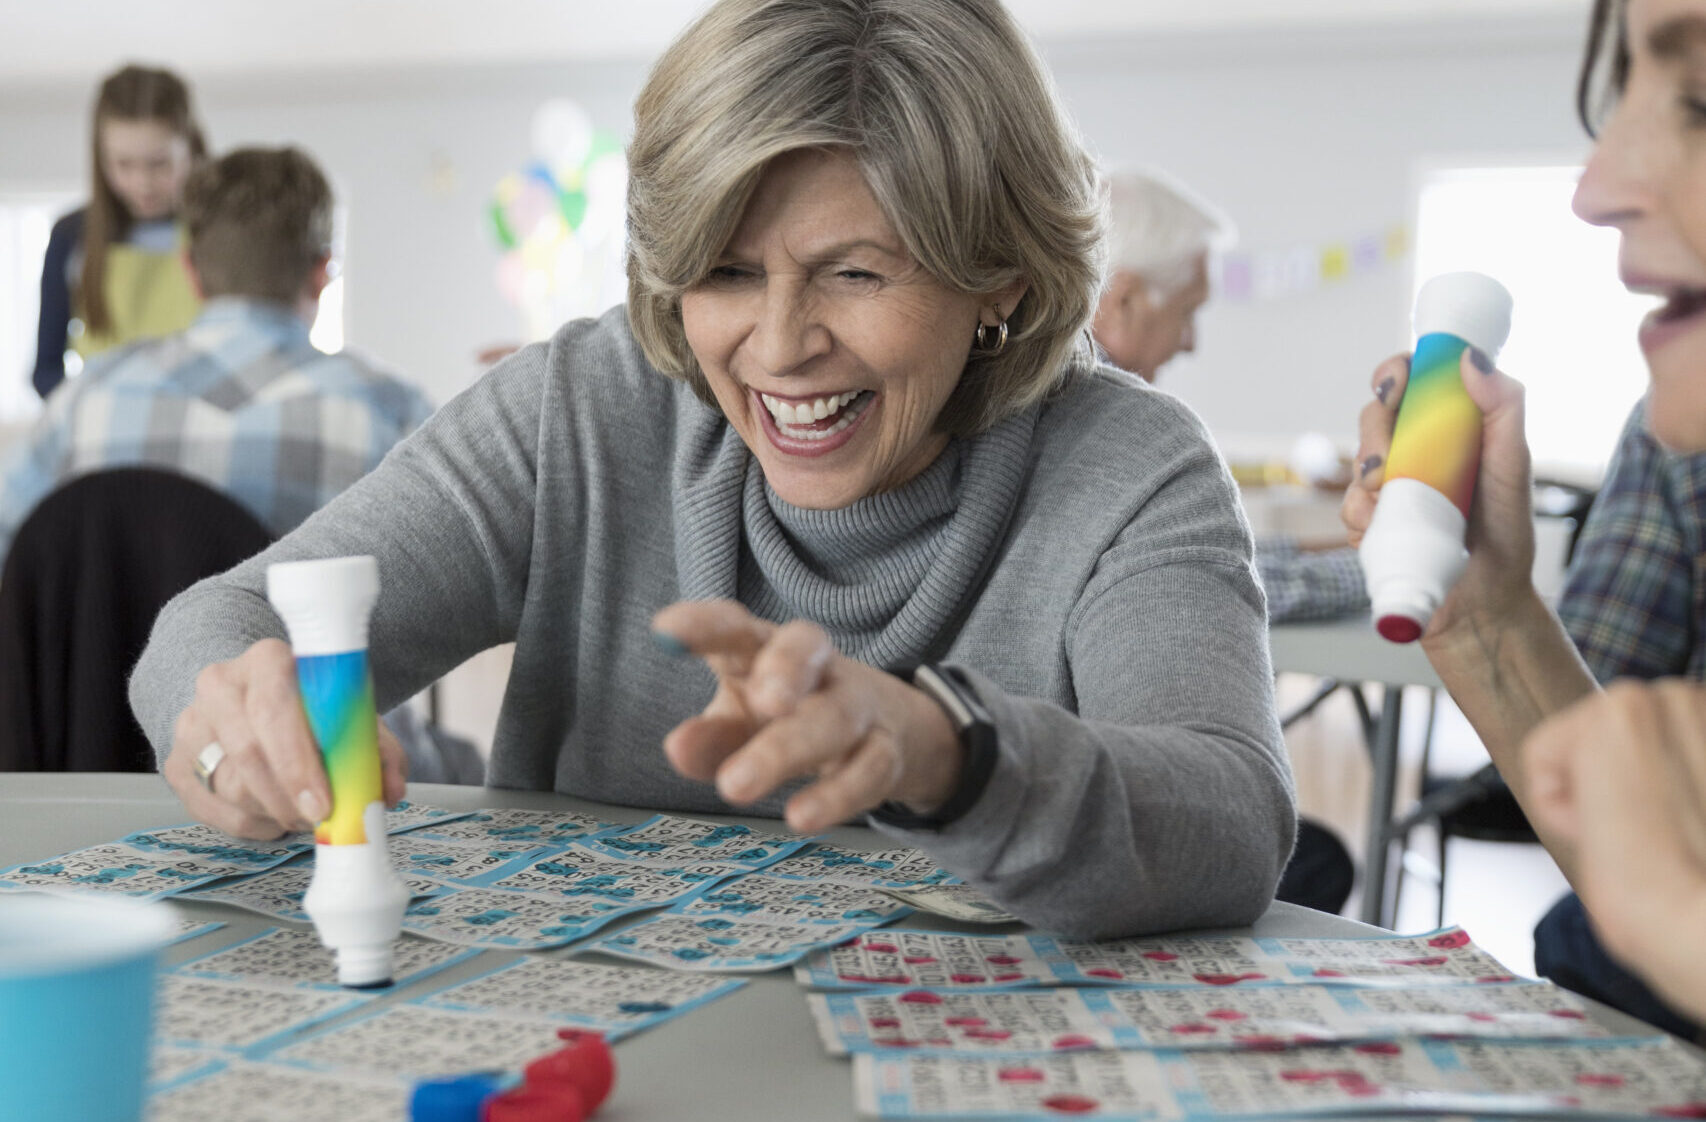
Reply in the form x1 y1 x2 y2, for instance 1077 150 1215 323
1093 169 1367 628
1091 170 1226 383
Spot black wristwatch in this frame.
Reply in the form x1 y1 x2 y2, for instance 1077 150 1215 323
869 664 999 832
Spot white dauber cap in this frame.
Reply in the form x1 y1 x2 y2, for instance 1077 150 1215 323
266 555 380 657
1412 271 1514 361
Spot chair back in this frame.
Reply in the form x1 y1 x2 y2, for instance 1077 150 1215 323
0 468 273 772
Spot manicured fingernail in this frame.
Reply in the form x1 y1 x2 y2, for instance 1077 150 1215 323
297 790 326 824
791 798 822 831
753 676 789 712
719 760 758 801
650 631 689 658
1358 454 1383 478
1375 377 1395 405
1469 347 1494 374
298 787 327 821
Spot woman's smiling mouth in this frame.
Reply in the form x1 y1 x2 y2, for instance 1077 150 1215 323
755 388 876 452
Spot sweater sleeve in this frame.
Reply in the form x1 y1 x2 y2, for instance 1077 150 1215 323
873 426 1296 939
32 210 81 400
129 337 555 766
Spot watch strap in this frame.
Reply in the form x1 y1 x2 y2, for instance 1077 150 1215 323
869 664 998 832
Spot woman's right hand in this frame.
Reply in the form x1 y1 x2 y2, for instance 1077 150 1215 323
160 638 407 839
1342 348 1540 648
1524 679 1706 1022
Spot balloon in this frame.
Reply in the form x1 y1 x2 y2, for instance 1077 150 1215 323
489 200 518 251
491 98 630 335
495 251 528 306
509 179 557 240
531 98 593 171
558 188 587 230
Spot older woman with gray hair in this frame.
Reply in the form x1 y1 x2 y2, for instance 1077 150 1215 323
132 0 1293 937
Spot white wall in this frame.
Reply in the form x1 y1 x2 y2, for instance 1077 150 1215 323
1044 17 1596 455
0 13 1598 449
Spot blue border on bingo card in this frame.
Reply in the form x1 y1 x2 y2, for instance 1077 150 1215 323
819 989 1145 1057
240 998 402 1065
165 918 228 946
241 1000 569 1072
172 925 481 992
853 1054 1185 1121
1419 1033 1686 1067
0 844 270 901
122 824 309 867
478 845 743 903
171 861 317 922
159 977 375 1056
1320 978 1596 1027
385 837 562 887
1248 924 1464 953
792 931 1058 991
402 808 625 847
587 910 891 972
399 884 675 951
1073 989 1153 1050
588 814 810 869
1262 927 1520 986
404 955 749 1042
384 801 480 835
149 1055 416 1112
148 1050 229 1095
770 842 961 888
400 861 732 950
862 1054 921 1119
680 869 916 927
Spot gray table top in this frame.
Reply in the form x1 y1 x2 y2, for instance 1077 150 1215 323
0 773 1647 1121
1269 614 1444 690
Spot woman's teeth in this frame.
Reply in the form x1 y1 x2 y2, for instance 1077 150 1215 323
759 390 871 440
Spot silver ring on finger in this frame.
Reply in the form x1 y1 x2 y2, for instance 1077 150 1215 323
191 741 226 792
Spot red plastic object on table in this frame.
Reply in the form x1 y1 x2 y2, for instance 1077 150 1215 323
524 1030 616 1113
482 1083 584 1122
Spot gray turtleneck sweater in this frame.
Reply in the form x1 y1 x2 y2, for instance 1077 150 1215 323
131 307 1293 939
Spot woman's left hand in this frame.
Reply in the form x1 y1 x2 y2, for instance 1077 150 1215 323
652 599 963 834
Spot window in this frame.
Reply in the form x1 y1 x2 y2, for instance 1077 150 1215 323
0 191 79 426
1412 165 1653 482
309 204 348 354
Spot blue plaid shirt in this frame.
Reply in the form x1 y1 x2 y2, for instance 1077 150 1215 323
1255 539 1368 624
1558 399 1706 684
0 298 433 562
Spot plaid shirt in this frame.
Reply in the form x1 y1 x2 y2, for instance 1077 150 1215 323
0 298 433 562
1557 399 1706 684
1255 537 1369 624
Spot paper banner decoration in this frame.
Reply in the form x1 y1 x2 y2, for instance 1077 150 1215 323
489 99 629 341
1213 223 1409 303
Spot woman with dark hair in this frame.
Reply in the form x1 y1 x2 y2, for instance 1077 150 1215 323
133 0 1294 940
1347 0 1706 1028
33 64 207 399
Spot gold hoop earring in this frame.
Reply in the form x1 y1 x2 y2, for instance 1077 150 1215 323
974 320 1008 355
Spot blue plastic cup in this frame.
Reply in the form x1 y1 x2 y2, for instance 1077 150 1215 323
0 893 176 1122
